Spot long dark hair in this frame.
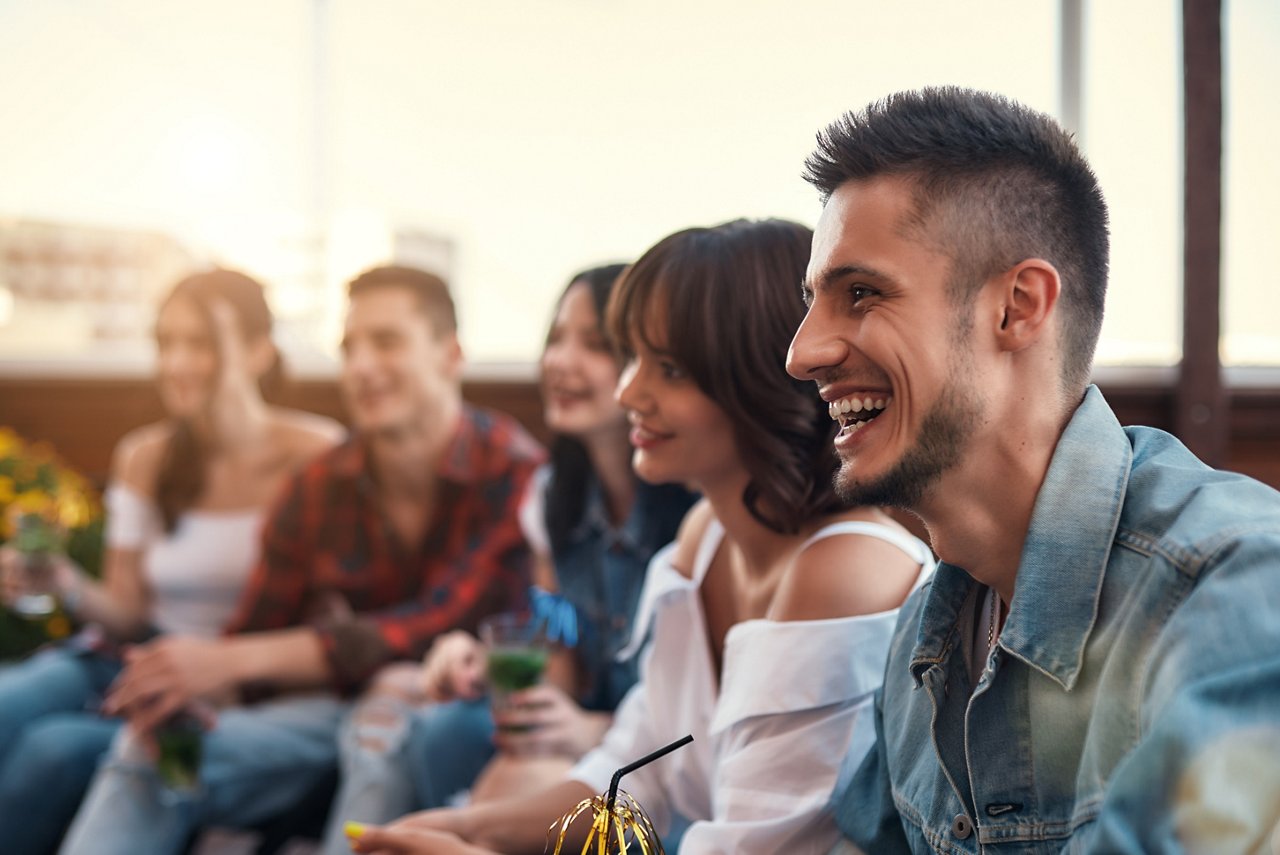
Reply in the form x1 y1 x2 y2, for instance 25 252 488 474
607 219 843 534
154 268 283 533
543 263 628 552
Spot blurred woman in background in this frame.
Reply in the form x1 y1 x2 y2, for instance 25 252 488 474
0 268 343 854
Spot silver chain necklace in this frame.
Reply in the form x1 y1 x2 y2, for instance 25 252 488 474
987 588 1001 655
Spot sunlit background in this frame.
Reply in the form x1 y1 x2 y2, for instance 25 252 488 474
0 0 1275 373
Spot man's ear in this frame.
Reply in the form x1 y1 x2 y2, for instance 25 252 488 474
442 331 465 378
993 258 1061 353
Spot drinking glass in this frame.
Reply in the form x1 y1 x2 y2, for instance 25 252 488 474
480 612 549 739
11 549 58 617
155 712 204 802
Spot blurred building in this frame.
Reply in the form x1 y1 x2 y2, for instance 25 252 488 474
0 218 192 354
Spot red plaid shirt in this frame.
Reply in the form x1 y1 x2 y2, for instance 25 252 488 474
226 405 545 694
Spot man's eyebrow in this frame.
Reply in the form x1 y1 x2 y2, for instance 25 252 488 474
804 264 889 294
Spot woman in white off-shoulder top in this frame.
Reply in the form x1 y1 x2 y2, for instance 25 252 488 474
0 268 343 854
349 219 931 855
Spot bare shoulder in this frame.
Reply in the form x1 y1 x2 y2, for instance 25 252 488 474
669 498 716 580
769 509 928 623
268 408 346 466
110 422 173 495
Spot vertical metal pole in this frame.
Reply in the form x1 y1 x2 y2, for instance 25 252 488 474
311 0 331 322
1177 0 1226 466
1059 0 1085 142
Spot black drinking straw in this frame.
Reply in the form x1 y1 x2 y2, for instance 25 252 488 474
603 734 694 850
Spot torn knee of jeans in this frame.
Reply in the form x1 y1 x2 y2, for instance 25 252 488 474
351 698 410 754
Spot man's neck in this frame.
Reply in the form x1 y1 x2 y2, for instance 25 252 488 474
919 397 1072 606
367 399 462 499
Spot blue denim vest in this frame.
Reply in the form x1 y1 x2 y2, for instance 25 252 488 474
835 386 1280 853
554 477 696 712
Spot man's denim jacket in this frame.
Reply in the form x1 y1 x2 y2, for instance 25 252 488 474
835 386 1280 853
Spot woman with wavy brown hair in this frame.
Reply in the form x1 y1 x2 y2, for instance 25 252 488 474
0 268 343 854
347 219 933 855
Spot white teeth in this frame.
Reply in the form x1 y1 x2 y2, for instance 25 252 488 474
826 394 893 423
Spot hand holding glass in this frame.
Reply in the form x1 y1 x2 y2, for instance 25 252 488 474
479 612 550 743
7 513 63 618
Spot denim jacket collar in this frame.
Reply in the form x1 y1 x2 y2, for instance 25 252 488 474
910 385 1131 691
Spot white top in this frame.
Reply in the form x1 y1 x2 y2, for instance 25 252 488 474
570 518 934 854
516 464 552 558
105 484 265 638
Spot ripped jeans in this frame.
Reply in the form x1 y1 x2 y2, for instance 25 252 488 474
319 697 494 855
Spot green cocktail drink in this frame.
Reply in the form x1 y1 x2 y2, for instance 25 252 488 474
156 713 203 795
487 645 549 693
480 612 550 738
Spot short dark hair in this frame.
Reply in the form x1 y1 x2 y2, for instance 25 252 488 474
347 264 457 335
805 87 1110 392
607 218 844 534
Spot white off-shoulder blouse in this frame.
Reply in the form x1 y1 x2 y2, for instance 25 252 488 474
570 518 933 854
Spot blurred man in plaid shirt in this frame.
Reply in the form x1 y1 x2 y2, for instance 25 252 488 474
63 265 546 855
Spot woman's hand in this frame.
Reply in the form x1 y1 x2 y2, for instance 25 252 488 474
103 636 239 734
208 299 256 401
0 545 26 607
0 546 83 611
493 684 611 760
346 810 494 854
420 630 486 702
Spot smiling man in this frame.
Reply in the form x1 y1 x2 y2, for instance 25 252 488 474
63 265 545 855
787 88 1280 853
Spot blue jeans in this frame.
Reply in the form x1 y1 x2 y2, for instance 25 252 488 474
59 694 345 855
0 646 123 855
319 698 494 855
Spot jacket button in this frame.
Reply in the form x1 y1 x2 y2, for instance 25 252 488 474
951 814 973 840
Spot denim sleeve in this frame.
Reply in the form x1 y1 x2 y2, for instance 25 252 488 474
833 685 914 854
1072 531 1280 854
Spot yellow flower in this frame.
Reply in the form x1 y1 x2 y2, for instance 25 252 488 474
57 492 94 530
0 427 21 457
1 429 102 550
12 491 55 517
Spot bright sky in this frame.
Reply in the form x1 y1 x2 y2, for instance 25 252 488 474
0 0 1274 368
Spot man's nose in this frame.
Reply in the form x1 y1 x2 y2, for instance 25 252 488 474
342 341 376 375
787 306 847 382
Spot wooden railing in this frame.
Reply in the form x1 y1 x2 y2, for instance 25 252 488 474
1 373 1275 491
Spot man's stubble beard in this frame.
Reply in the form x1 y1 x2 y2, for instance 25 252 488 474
835 321 984 511
835 379 981 511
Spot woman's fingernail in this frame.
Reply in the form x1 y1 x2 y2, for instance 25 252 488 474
344 821 366 839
